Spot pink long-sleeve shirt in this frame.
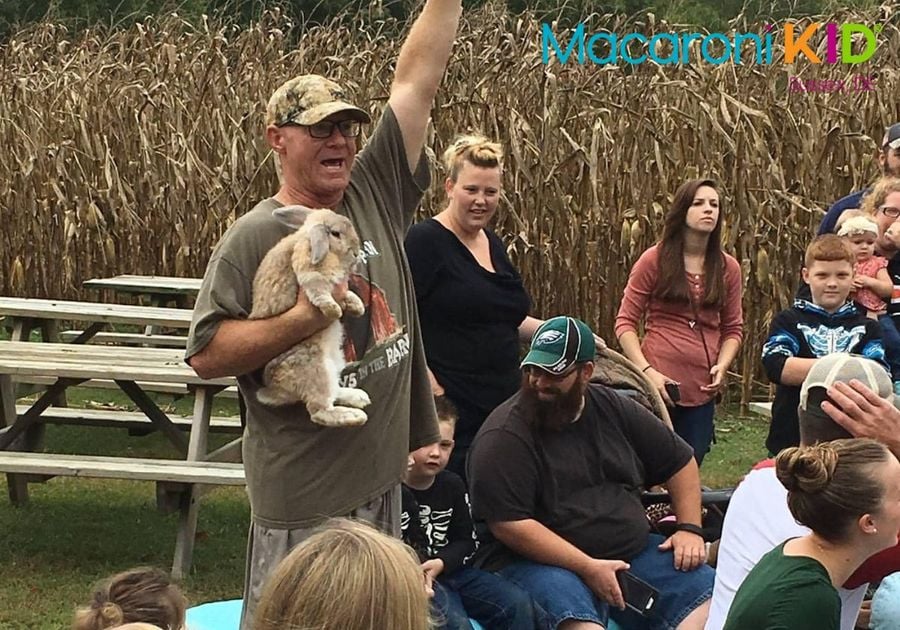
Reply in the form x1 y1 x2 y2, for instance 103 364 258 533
614 245 744 407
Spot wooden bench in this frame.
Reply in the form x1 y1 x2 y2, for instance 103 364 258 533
59 330 187 348
0 451 244 485
0 341 239 578
0 297 192 334
0 451 245 542
16 405 242 434
16 375 239 399
0 296 194 380
84 275 202 310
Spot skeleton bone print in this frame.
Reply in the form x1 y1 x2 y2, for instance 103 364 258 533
796 323 868 356
417 503 454 558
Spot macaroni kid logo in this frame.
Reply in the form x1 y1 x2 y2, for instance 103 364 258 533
541 21 884 66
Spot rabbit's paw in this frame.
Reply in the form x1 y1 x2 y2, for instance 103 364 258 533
311 296 343 320
342 292 366 317
311 407 368 427
336 387 371 409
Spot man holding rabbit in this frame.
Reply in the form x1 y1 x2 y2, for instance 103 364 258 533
185 0 462 626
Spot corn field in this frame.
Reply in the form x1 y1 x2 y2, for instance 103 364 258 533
0 5 898 405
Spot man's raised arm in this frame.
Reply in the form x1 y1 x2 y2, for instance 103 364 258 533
388 0 462 171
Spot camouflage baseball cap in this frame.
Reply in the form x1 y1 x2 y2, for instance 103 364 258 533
266 75 371 127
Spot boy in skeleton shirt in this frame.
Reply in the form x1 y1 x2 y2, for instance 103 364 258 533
401 396 540 629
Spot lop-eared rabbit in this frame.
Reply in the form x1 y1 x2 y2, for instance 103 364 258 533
249 206 370 427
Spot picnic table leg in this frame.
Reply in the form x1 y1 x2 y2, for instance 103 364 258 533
144 294 168 337
0 375 28 505
11 318 58 419
39 320 67 403
10 317 33 342
9 317 36 400
116 381 189 456
35 321 63 450
171 385 214 579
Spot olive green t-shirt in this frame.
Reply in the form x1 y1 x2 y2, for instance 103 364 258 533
185 106 440 529
723 541 840 630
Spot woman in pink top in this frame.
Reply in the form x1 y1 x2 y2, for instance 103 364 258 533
615 179 743 464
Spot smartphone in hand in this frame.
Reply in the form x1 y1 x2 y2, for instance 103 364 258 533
617 571 659 616
664 382 681 404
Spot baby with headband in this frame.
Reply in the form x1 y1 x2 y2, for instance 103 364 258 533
837 214 893 319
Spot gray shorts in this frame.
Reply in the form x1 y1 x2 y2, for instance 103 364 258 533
239 485 401 630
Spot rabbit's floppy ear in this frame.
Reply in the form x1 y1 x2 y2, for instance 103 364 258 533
310 223 331 265
272 205 314 229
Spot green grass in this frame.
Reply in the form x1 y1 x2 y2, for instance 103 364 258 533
701 407 771 488
0 398 771 629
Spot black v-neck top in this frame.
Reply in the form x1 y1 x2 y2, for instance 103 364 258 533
405 219 531 432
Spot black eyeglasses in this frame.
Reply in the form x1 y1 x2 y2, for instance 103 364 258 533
880 205 900 219
281 119 361 139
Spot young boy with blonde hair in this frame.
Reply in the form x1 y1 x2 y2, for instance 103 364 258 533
401 396 539 630
761 234 888 454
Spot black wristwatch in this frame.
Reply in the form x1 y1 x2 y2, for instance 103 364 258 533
674 523 704 537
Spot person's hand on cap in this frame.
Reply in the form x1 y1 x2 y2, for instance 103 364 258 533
822 379 900 458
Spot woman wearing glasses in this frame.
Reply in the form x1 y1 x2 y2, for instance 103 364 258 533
403 136 542 482
862 177 900 390
864 177 900 253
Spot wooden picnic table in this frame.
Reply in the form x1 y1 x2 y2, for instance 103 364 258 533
0 341 242 579
83 275 202 309
0 297 193 343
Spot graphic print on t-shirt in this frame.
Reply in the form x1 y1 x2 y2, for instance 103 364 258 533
338 239 410 389
795 323 867 355
417 503 453 558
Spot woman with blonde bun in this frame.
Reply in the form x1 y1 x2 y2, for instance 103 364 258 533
73 567 185 630
252 518 431 630
724 439 900 630
405 135 544 480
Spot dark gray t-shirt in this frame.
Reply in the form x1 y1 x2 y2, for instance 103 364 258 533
468 383 693 568
185 106 440 528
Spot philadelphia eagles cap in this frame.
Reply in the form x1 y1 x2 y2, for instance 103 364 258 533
521 316 596 375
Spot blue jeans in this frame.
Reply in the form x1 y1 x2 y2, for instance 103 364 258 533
670 401 716 465
497 534 714 630
432 565 541 630
878 314 900 380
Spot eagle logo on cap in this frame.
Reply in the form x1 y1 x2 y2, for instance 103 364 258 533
535 330 563 346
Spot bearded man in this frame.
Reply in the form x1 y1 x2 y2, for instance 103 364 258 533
467 316 714 630
818 122 900 235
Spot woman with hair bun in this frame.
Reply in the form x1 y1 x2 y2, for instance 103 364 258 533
72 567 185 630
724 439 900 630
405 135 545 480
